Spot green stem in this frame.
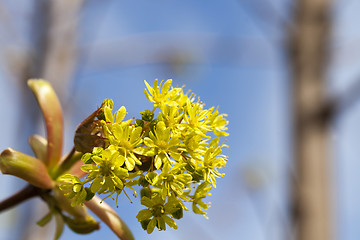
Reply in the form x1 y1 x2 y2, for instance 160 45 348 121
53 147 82 179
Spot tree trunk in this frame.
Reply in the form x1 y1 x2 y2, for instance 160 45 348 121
290 0 334 240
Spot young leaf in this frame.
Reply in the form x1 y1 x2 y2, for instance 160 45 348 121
28 135 47 162
28 79 63 171
0 148 55 189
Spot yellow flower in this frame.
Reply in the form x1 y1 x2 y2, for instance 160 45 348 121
183 100 211 137
158 105 183 133
144 79 181 108
143 121 181 169
136 195 179 234
108 124 143 171
208 107 229 136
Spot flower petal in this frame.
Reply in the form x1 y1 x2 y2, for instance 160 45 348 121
136 209 152 221
115 106 127 123
147 218 156 234
163 215 178 229
0 148 55 189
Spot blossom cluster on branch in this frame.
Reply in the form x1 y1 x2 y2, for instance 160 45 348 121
58 79 229 233
0 79 228 239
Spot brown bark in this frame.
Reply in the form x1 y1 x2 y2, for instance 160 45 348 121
290 0 334 240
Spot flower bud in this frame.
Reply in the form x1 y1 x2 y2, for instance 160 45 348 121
140 110 154 122
138 175 150 187
140 188 151 198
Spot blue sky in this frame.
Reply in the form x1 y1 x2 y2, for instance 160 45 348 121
1 0 360 240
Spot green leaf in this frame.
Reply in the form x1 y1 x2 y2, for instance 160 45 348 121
0 148 55 189
28 79 63 171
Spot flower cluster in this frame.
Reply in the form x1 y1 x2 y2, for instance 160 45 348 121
58 79 229 233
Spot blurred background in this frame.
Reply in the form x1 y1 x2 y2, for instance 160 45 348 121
0 0 359 239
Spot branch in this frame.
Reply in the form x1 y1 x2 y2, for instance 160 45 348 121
334 79 360 117
0 184 43 213
293 78 360 126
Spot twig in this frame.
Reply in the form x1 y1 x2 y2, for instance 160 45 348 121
0 184 43 213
